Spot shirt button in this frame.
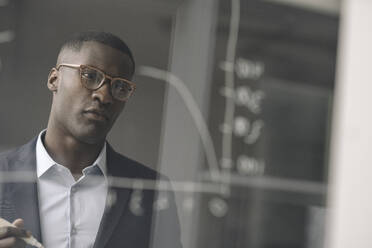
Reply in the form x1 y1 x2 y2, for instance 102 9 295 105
71 226 77 235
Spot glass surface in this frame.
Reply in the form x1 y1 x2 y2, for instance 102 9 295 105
198 1 338 247
0 0 340 247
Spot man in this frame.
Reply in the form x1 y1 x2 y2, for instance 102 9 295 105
0 31 182 248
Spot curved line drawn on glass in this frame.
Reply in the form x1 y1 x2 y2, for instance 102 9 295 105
220 0 241 184
138 66 221 181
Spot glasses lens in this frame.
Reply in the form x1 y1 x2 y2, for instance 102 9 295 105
80 66 104 90
112 80 134 100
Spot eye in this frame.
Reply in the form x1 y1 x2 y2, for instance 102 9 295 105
82 71 98 81
114 82 131 92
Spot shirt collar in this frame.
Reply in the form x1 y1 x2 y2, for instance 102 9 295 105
36 130 107 178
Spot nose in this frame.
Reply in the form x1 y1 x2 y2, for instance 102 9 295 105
92 80 114 105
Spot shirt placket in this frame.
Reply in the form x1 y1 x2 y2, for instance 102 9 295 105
69 185 77 248
64 169 79 248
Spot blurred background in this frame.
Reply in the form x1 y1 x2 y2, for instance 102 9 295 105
1 0 371 247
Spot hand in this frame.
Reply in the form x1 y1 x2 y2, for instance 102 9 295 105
0 219 30 248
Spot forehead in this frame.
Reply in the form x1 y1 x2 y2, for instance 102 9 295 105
59 41 133 77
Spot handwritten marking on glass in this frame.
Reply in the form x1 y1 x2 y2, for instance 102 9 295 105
129 189 145 216
235 58 265 79
235 86 265 114
219 58 265 80
236 155 265 176
232 117 264 144
153 193 170 211
209 197 228 218
106 190 117 209
244 119 264 145
219 86 265 114
233 116 250 136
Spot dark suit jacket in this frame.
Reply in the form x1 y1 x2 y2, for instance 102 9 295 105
0 137 182 248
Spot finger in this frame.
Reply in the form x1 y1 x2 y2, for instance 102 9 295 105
0 236 16 248
11 220 31 237
12 219 24 229
0 227 28 239
0 236 27 248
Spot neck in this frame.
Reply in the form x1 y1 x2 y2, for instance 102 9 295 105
44 123 104 175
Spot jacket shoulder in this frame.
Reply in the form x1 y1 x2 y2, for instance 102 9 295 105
107 147 164 180
0 137 37 170
0 146 21 170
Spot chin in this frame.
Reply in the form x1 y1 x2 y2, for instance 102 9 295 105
74 125 109 145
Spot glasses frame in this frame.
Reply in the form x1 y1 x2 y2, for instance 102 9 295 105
56 63 136 101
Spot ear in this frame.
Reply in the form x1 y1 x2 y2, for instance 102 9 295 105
47 68 59 92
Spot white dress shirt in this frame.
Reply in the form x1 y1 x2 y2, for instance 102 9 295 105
36 131 108 248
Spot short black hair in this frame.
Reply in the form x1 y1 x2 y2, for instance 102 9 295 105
60 31 135 74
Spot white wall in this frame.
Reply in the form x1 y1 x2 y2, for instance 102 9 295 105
326 0 372 247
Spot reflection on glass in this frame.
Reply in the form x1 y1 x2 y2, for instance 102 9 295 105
0 0 339 247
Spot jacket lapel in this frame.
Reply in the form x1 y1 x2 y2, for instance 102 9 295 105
7 138 42 243
93 145 132 248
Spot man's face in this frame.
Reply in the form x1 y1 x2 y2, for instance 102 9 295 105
48 41 134 144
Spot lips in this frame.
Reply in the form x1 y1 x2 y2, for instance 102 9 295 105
83 109 110 121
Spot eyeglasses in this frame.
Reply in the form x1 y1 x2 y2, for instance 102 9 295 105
56 63 136 101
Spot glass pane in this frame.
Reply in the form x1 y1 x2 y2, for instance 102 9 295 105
0 0 340 248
